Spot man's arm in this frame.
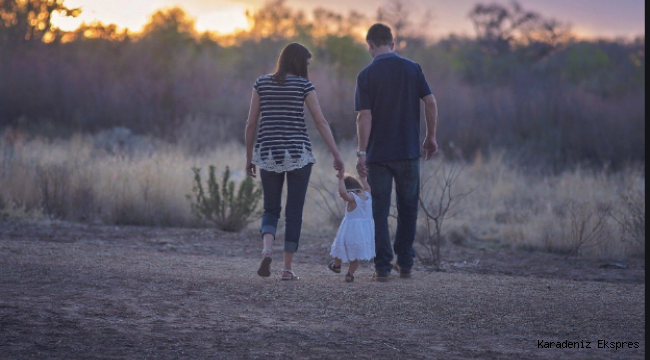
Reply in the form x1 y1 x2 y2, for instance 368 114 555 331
356 110 372 176
422 94 438 160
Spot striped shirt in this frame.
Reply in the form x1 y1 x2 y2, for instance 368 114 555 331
252 74 317 173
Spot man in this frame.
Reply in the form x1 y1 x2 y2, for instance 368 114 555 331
355 23 438 282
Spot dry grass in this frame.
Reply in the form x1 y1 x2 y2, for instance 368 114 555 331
0 133 644 259
437 152 645 259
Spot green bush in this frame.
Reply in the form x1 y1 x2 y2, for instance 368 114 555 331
187 165 262 232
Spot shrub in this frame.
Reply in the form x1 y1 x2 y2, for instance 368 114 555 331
187 165 262 232
611 189 645 255
36 163 70 219
309 177 344 227
418 163 474 269
565 200 612 258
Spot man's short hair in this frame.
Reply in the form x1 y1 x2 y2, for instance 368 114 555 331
366 23 393 47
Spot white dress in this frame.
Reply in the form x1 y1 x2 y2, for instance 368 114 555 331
330 191 376 263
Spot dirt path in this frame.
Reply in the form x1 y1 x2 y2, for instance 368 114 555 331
0 222 645 359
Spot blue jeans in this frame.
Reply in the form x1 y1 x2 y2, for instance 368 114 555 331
259 164 312 253
368 159 420 275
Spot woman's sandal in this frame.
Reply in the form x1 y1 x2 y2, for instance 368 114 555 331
281 269 300 281
328 262 342 274
257 248 272 277
345 272 354 283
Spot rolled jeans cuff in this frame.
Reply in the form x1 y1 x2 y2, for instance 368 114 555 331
284 241 299 253
260 225 276 240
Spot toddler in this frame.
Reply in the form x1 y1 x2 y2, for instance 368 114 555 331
328 172 375 282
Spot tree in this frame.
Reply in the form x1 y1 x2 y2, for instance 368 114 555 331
469 1 539 55
245 0 310 41
0 0 80 45
312 8 367 39
469 1 571 58
70 22 129 41
141 7 197 44
376 0 411 41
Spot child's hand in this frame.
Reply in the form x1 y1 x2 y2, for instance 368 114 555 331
336 171 344 180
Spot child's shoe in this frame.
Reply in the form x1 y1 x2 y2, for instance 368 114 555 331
328 262 342 274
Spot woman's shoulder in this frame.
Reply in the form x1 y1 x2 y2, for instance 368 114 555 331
284 74 312 84
257 74 311 86
256 74 274 82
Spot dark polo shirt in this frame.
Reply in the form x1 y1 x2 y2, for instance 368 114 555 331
355 52 432 163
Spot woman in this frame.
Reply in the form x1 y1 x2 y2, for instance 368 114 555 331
245 43 344 280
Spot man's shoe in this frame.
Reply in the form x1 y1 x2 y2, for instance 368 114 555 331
372 272 390 282
393 263 412 279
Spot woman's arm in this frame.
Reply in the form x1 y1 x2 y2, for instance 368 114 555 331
245 90 261 177
305 91 344 176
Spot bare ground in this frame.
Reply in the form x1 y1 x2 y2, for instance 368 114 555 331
0 222 645 359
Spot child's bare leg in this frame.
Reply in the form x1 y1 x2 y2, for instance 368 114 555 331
333 257 342 266
348 260 360 275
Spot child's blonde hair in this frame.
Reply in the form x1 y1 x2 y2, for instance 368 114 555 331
343 174 363 191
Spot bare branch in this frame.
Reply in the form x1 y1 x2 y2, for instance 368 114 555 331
308 178 344 225
418 161 475 268
566 200 611 258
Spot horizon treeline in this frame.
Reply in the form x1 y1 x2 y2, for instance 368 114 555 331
0 0 645 168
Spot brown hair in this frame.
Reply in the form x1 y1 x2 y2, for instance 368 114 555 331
344 174 363 191
366 23 393 47
272 42 312 84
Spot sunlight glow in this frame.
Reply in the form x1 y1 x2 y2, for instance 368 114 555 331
50 0 161 32
195 7 250 34
48 0 645 39
50 0 254 35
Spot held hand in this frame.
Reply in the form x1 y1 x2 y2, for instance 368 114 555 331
246 162 257 178
333 156 345 177
422 137 439 160
356 155 368 177
336 170 345 180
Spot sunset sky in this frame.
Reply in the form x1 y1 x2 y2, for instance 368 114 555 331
51 0 645 38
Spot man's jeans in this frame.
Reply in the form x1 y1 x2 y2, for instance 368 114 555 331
259 164 312 253
368 159 420 275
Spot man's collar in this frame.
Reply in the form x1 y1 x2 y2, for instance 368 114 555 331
373 52 398 61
